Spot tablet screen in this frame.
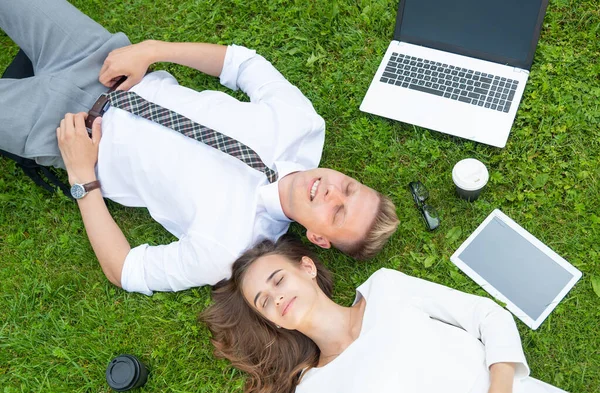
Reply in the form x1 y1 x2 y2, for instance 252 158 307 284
457 217 574 320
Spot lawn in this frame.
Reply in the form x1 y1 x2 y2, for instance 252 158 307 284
1 0 599 392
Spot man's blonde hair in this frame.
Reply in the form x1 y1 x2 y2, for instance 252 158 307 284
334 193 399 260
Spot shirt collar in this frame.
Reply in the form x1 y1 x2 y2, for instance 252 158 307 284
259 161 306 222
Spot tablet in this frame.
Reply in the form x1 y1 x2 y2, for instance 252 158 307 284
450 209 582 330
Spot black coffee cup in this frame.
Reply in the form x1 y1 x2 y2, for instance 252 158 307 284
106 354 149 391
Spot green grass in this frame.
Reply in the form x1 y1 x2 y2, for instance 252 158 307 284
1 0 599 391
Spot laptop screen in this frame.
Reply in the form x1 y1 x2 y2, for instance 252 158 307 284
395 0 547 69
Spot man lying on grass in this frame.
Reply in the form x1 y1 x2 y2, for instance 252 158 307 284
0 0 399 295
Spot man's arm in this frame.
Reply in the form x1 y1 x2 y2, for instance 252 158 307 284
57 113 130 287
101 41 322 126
99 40 227 91
76 187 130 287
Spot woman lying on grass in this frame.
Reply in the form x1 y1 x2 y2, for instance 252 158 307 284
201 236 566 393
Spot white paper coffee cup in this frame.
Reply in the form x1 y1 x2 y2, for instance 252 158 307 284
452 158 489 201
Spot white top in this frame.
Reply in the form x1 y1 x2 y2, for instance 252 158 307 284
96 45 325 295
297 269 566 393
452 158 489 190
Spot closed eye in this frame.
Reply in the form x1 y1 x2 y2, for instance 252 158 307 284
263 296 268 308
333 205 343 224
276 276 284 286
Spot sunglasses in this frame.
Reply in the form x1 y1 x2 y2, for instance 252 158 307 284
408 181 440 231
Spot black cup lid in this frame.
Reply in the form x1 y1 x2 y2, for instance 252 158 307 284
106 355 140 391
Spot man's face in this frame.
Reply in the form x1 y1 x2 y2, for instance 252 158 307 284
280 168 380 249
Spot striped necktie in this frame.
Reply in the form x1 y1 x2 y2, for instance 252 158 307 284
107 90 278 183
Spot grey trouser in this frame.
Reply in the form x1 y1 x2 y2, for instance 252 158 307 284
0 0 130 168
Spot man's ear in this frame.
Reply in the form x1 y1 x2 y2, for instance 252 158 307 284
306 230 331 249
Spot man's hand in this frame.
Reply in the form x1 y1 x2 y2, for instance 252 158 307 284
99 40 158 91
56 112 102 185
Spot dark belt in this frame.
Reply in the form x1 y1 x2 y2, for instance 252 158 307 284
85 76 127 130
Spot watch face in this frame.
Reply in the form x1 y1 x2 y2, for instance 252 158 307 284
70 184 86 199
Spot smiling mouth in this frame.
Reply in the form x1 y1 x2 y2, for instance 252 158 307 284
282 297 296 317
310 179 321 202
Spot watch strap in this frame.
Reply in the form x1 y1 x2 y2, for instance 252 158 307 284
83 180 101 193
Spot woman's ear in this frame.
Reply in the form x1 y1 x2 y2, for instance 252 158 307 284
300 256 317 277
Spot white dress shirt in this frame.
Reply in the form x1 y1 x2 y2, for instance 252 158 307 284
96 45 325 295
296 269 567 393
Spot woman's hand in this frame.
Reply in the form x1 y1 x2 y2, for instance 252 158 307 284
99 40 159 91
488 362 515 393
56 112 102 185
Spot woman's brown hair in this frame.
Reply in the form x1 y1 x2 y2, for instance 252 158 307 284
200 235 333 393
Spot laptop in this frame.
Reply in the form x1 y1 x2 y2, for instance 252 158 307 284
360 0 549 148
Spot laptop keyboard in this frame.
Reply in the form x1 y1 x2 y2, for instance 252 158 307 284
380 52 519 113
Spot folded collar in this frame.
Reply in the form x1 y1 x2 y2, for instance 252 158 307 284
259 161 306 222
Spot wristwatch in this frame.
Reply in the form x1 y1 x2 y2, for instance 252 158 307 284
70 180 101 199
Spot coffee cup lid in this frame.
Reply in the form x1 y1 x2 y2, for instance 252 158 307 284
452 158 489 191
106 355 140 391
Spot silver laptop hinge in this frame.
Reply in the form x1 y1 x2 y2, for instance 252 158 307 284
512 67 529 74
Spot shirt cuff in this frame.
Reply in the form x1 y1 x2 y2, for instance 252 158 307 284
486 346 530 380
121 244 154 296
219 44 257 91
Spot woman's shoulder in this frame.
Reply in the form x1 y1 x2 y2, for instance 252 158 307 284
356 268 406 300
361 268 405 288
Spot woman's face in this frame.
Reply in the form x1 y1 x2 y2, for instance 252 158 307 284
241 254 320 330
